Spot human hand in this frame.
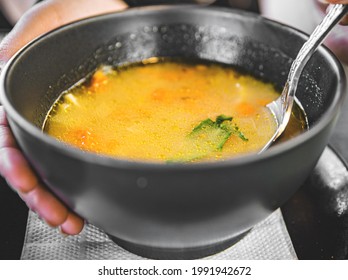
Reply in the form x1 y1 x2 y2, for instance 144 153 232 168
317 0 348 63
0 0 128 235
320 0 348 24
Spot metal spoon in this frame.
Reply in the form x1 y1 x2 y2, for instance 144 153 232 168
260 4 348 153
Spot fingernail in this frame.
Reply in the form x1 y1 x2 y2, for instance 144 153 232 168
58 226 68 237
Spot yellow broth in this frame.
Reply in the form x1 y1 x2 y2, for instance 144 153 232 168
43 59 306 162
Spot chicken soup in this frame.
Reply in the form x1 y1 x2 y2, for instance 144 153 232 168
43 59 306 162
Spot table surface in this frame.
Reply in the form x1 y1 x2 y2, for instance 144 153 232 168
0 40 347 261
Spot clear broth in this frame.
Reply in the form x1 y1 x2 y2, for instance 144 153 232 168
43 59 307 162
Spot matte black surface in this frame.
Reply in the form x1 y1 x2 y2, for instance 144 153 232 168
0 177 27 260
0 6 346 259
282 173 348 260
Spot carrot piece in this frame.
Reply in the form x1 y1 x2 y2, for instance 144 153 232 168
151 88 167 101
236 102 257 116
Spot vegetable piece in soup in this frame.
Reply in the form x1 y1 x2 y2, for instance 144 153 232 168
43 59 306 162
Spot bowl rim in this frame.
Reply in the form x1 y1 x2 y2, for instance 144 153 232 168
0 5 346 171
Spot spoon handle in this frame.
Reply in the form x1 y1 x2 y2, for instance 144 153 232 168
260 4 348 153
282 4 348 110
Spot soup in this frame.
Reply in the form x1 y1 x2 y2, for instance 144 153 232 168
43 59 306 162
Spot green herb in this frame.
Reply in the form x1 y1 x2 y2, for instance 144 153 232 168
233 125 248 142
222 123 249 142
216 115 233 125
168 115 248 163
189 115 234 151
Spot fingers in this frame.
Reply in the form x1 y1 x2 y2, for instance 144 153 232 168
341 16 348 25
0 0 128 62
324 0 348 4
328 0 348 25
20 185 84 234
19 184 69 227
0 147 37 193
0 109 17 149
0 106 84 234
319 0 348 25
18 182 84 234
0 107 36 193
60 212 85 235
0 0 128 237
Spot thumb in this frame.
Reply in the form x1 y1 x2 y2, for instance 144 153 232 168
0 0 128 64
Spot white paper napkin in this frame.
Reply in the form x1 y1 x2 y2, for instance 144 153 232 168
20 209 297 260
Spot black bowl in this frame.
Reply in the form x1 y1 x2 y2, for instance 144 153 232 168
0 6 346 259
